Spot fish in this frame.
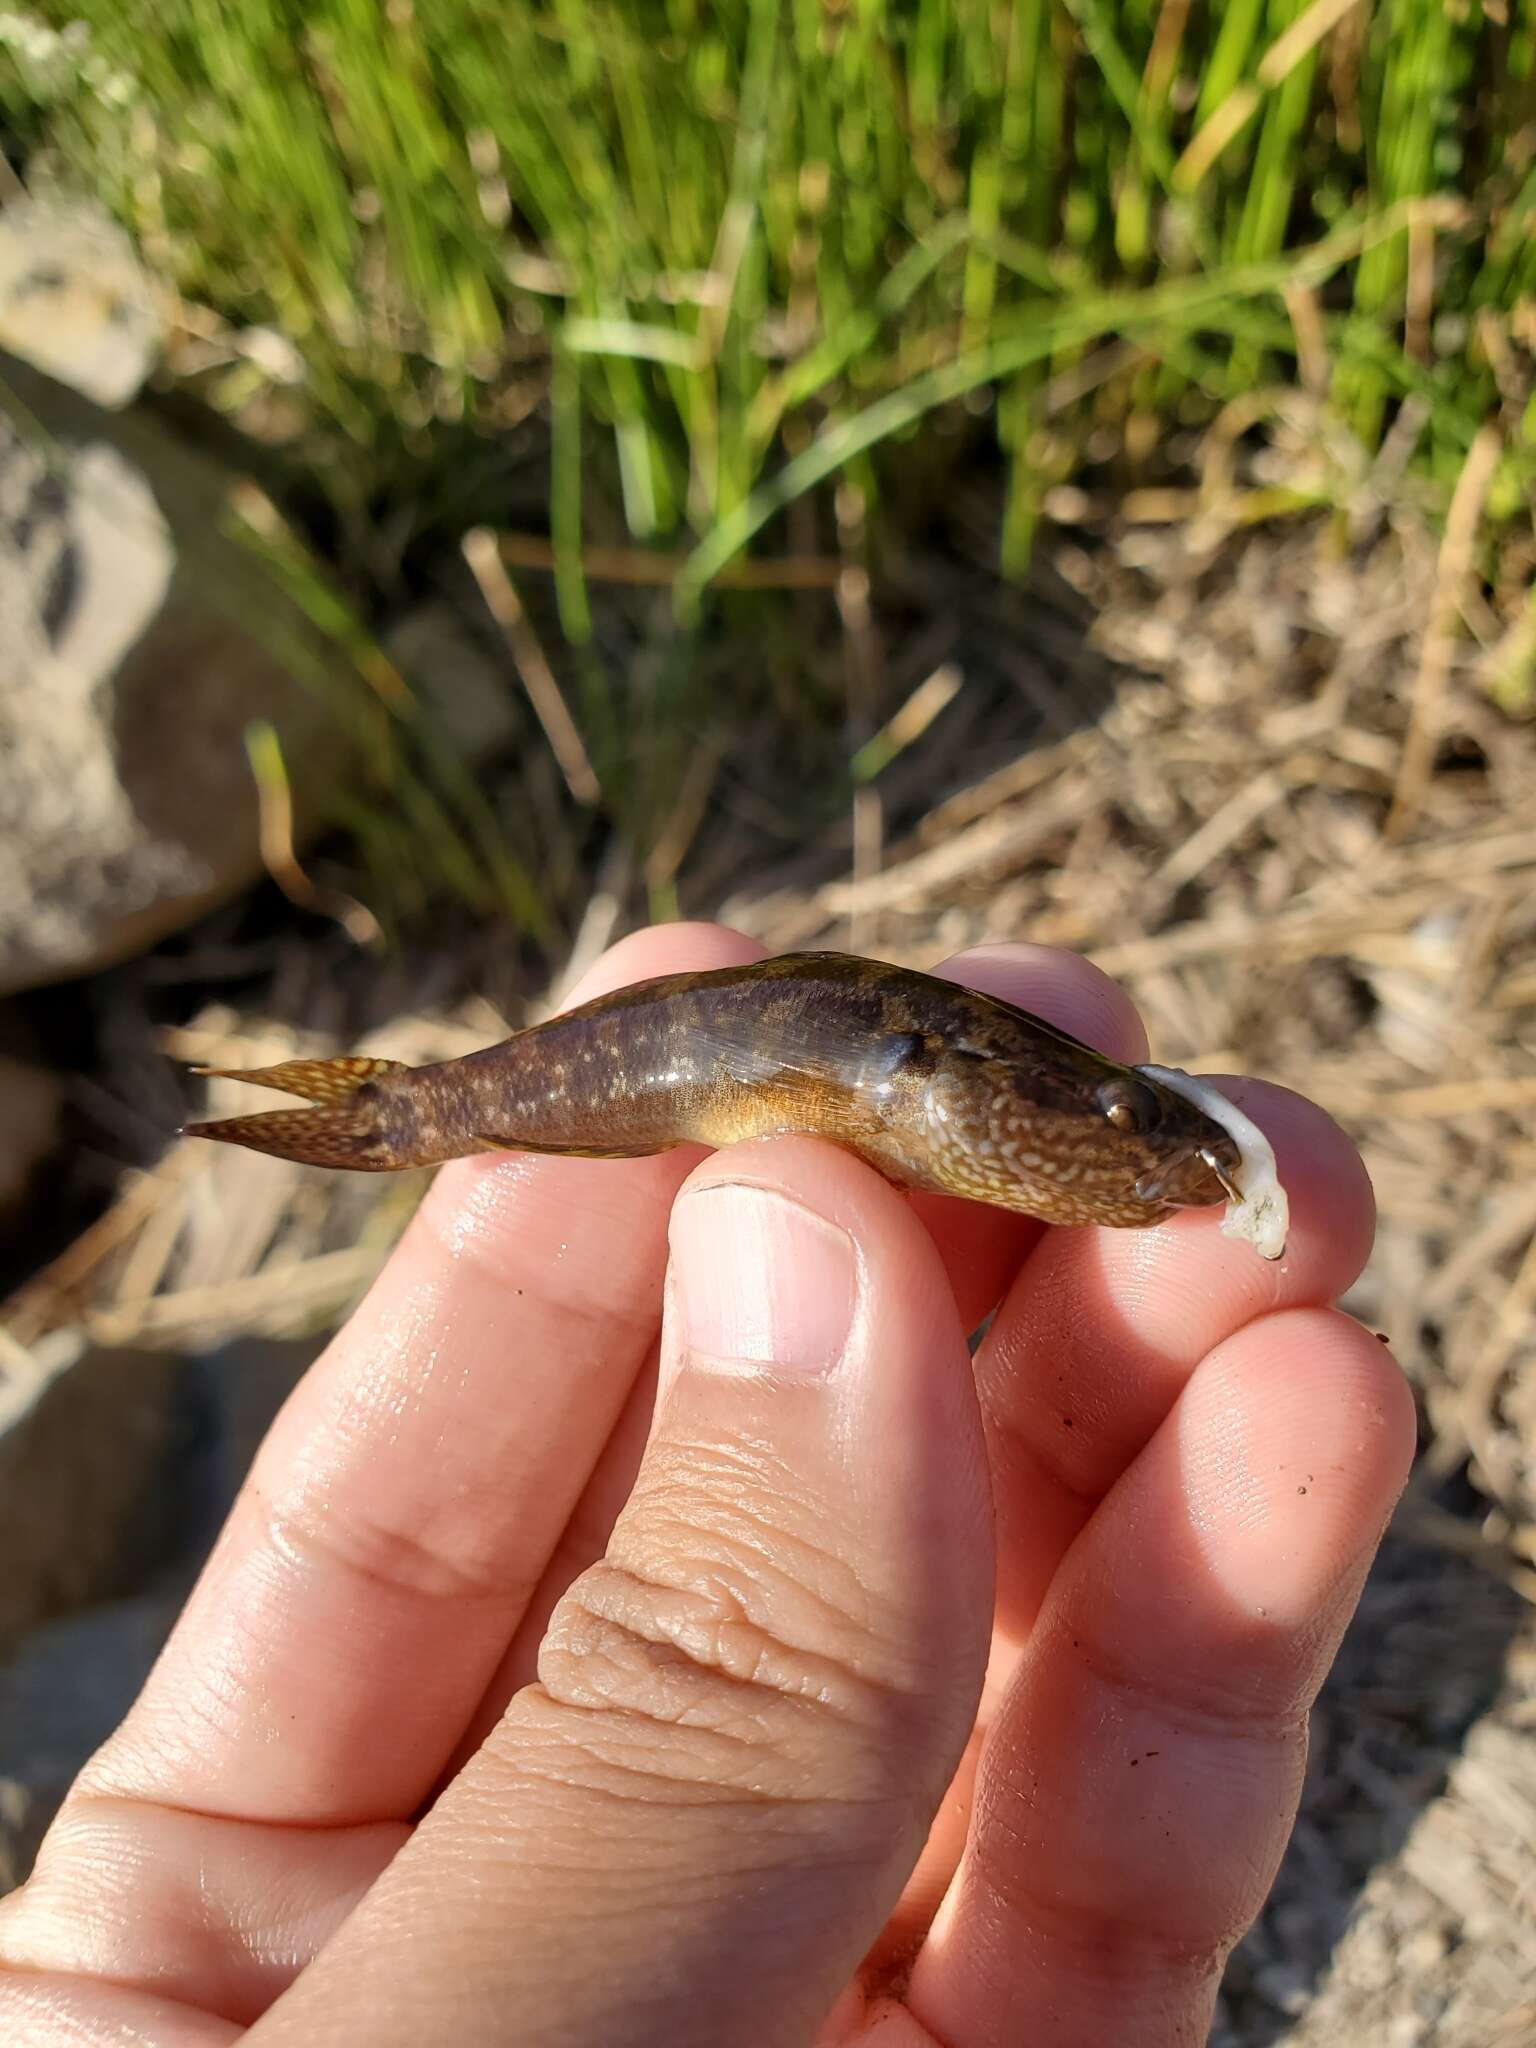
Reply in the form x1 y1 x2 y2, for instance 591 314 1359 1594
184 950 1285 1249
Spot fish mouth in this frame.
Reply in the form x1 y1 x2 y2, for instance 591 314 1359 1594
1136 1141 1242 1210
1198 1144 1245 1204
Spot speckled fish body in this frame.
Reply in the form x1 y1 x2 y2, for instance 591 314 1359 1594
186 952 1244 1231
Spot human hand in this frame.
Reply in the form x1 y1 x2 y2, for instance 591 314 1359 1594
0 925 1414 2047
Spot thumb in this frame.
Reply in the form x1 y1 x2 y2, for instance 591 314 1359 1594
255 1137 993 2048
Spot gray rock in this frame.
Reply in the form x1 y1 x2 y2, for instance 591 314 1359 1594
0 1591 184 1884
0 1334 320 1886
0 1334 180 1655
0 195 160 407
0 351 361 995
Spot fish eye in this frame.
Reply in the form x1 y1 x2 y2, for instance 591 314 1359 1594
1097 1078 1161 1135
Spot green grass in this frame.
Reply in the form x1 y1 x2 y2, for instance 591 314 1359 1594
2 2 1532 923
7 3 1528 556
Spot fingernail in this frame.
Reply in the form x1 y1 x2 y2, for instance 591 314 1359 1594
667 1181 858 1379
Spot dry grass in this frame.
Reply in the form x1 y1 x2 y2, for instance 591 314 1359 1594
2 409 1534 2037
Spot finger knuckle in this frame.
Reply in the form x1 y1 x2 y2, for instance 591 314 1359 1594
1069 1619 1315 1740
548 1554 855 1718
638 1432 909 1676
261 1492 521 1609
528 1551 904 1807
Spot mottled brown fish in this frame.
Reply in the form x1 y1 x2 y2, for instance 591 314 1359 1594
184 952 1272 1239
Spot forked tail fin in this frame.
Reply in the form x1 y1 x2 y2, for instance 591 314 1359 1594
184 1053 412 1170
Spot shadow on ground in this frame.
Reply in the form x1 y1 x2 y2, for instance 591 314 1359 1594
1215 1513 1527 2045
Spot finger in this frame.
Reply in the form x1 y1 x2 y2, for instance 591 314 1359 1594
0 1804 404 2030
438 939 1149 1766
914 944 1149 1332
251 1136 993 2048
977 1080 1378 1639
0 1970 240 2047
80 920 764 1827
907 1308 1416 2048
434 1348 661 1784
848 1070 1378 1972
3 926 775 2031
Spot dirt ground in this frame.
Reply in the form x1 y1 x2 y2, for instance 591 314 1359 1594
3 425 1534 2038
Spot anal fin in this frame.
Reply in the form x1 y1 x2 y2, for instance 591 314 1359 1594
475 1135 672 1160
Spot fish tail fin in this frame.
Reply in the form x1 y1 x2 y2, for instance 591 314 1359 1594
183 1104 401 1170
189 1054 407 1104
184 1054 415 1169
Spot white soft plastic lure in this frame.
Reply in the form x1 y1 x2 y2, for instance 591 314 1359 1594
1138 1065 1289 1259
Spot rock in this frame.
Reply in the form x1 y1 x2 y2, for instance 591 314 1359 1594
0 195 161 407
0 1055 64 1219
0 1333 180 1654
383 598 520 764
0 1334 320 1884
0 1591 185 1884
0 350 360 995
